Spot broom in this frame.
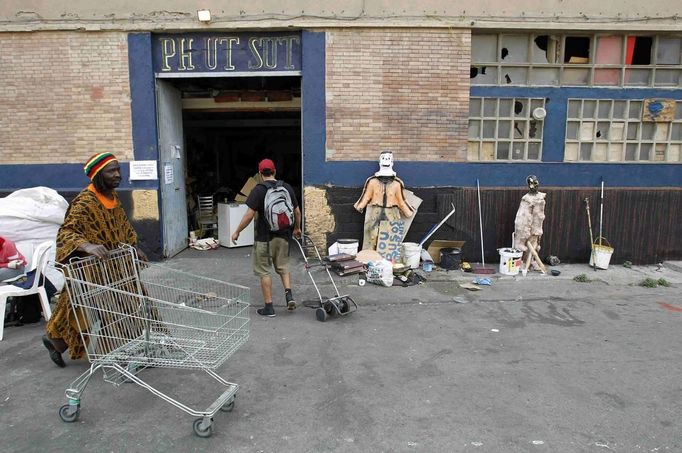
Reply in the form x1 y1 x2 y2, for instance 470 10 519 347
585 197 597 271
474 179 495 274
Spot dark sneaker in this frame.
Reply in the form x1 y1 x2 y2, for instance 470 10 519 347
286 292 297 311
42 335 66 368
257 304 276 317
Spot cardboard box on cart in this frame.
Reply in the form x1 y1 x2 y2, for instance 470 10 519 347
427 240 465 264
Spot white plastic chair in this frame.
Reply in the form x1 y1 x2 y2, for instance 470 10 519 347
0 241 54 341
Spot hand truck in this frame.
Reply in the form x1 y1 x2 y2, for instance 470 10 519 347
294 235 358 322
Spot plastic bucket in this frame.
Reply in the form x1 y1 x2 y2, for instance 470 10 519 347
337 239 359 256
440 248 461 270
498 248 523 275
402 242 421 269
589 237 614 270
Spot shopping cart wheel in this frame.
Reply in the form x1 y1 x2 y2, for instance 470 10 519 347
219 399 235 412
315 307 327 322
58 404 80 423
193 418 213 438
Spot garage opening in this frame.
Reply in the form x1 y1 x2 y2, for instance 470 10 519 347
174 76 302 240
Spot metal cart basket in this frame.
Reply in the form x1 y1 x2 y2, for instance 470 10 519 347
54 245 250 437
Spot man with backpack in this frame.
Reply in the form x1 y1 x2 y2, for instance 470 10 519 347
231 158 301 317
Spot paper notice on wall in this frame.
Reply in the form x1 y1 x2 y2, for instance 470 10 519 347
129 161 158 180
164 164 174 185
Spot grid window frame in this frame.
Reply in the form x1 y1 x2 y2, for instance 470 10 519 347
468 97 546 162
471 33 682 88
565 99 682 163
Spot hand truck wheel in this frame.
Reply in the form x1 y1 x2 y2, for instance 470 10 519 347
193 418 213 438
315 307 328 322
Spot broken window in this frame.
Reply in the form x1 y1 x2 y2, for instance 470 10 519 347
564 36 591 64
628 36 653 65
566 99 682 162
500 35 529 62
532 35 560 64
468 97 545 161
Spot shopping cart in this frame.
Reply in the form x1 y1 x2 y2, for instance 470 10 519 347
54 245 250 437
294 235 357 322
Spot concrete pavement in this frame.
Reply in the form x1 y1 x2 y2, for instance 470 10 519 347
1 246 680 452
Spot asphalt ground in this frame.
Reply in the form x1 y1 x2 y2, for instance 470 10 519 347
1 246 680 452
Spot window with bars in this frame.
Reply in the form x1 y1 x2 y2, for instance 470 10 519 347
471 33 682 87
565 99 682 162
468 97 546 161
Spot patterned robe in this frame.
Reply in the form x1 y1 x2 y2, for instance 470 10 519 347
47 189 137 359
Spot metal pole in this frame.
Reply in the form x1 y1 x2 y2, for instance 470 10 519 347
599 179 604 246
477 179 485 267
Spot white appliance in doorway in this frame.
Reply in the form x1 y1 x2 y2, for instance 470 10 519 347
218 203 254 248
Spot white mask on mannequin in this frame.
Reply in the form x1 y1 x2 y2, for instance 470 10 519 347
375 151 396 177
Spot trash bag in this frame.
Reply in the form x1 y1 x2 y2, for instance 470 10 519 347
366 259 394 287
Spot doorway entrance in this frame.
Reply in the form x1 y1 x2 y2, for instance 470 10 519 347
156 76 302 257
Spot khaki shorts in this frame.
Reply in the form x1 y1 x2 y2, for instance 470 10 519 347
252 237 290 277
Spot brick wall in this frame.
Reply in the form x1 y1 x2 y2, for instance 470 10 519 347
325 28 470 162
0 31 133 164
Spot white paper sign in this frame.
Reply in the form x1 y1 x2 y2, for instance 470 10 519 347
164 164 174 185
129 160 158 180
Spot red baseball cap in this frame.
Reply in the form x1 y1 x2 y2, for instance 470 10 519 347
258 159 276 172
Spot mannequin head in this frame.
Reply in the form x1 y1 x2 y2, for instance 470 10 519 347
375 150 396 177
526 174 540 193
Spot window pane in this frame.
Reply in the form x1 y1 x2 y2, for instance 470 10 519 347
472 35 498 62
469 98 482 116
583 100 597 118
609 143 624 161
529 120 542 139
610 122 625 140
468 120 481 138
671 124 682 141
498 121 511 138
640 143 652 160
595 36 622 64
655 144 666 161
654 69 681 87
580 143 593 160
657 38 682 64
594 143 608 161
641 122 655 140
467 142 480 160
527 142 541 160
481 143 495 160
626 123 639 140
629 101 642 119
514 121 527 139
499 99 513 117
566 122 579 140
482 120 496 138
565 143 579 161
676 102 682 120
471 66 498 85
503 67 528 85
580 122 595 140
596 122 610 140
497 142 510 159
628 36 653 65
613 101 627 118
513 99 528 117
511 143 525 160
563 68 590 85
655 123 669 141
625 69 651 85
669 145 681 162
483 99 497 117
598 102 612 118
532 35 560 63
500 35 529 63
594 69 620 85
568 100 581 118
530 68 560 85
625 143 638 160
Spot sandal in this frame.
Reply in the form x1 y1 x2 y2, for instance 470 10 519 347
42 335 66 368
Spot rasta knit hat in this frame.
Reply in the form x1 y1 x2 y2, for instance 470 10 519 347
84 152 118 180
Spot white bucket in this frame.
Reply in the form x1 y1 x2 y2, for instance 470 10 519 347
498 248 523 275
589 239 614 270
336 239 359 256
402 242 421 269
